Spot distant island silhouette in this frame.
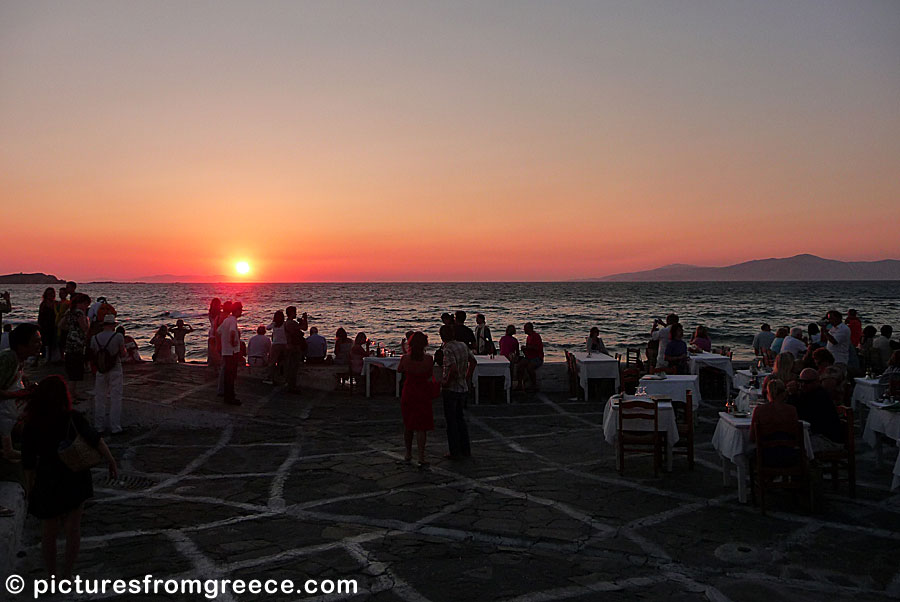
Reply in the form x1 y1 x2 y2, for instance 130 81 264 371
0 272 65 284
593 254 900 282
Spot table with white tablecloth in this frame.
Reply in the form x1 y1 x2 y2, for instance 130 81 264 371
362 356 402 398
734 369 769 391
472 356 511 404
689 352 734 391
851 378 886 411
639 374 701 410
862 402 900 491
572 352 620 402
711 412 813 503
602 395 678 471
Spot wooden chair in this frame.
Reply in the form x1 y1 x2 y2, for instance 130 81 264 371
761 348 775 367
626 348 644 370
564 351 581 399
815 406 856 498
671 390 695 470
621 350 643 394
617 398 662 477
889 375 900 399
751 420 811 515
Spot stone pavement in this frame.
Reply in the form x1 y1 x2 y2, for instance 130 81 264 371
7 362 900 601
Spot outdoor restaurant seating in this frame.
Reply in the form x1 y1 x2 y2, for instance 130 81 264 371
617 398 663 477
816 405 856 498
751 421 812 515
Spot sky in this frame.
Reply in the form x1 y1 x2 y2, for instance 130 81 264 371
1 0 899 282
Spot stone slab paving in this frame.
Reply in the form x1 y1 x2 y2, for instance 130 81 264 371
5 362 900 601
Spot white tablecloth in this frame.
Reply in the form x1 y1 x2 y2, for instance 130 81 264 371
862 403 900 491
734 369 769 390
572 351 620 402
689 352 734 390
711 411 813 502
362 356 402 398
851 378 886 411
602 395 678 471
639 374 701 410
472 356 511 404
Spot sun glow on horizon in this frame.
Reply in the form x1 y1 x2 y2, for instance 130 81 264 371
235 261 251 276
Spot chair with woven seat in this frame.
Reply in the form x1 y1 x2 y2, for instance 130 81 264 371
616 398 662 477
815 406 856 498
751 420 811 515
671 390 695 470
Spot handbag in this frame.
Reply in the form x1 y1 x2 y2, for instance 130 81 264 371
58 417 102 472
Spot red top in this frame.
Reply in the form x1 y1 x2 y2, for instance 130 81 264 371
846 317 862 347
525 333 544 360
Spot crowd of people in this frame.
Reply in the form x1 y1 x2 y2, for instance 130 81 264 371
751 309 899 380
2 285 900 577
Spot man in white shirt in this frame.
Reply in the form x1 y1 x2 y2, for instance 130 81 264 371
780 327 808 359
752 324 776 356
821 310 851 367
653 313 679 369
91 314 126 434
218 302 243 405
305 327 327 364
87 296 106 323
247 325 271 368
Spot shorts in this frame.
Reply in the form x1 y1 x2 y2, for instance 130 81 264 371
527 357 544 370
65 352 85 382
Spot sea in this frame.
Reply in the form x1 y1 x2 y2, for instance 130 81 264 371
3 282 899 362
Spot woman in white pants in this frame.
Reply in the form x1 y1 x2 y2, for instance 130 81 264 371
91 314 126 434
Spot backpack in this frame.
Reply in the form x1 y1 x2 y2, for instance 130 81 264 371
94 334 119 374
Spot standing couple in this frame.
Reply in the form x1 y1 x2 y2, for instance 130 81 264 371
398 323 476 466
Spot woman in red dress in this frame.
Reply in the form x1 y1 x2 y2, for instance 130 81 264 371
398 332 436 467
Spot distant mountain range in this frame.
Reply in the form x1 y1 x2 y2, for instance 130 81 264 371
0 272 65 284
595 254 900 282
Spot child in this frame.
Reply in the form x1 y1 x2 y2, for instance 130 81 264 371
401 330 414 355
117 327 143 363
170 319 194 363
150 326 175 363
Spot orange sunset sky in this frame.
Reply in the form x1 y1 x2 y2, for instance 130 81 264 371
2 1 899 282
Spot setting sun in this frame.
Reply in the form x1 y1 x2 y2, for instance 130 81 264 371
235 261 250 275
